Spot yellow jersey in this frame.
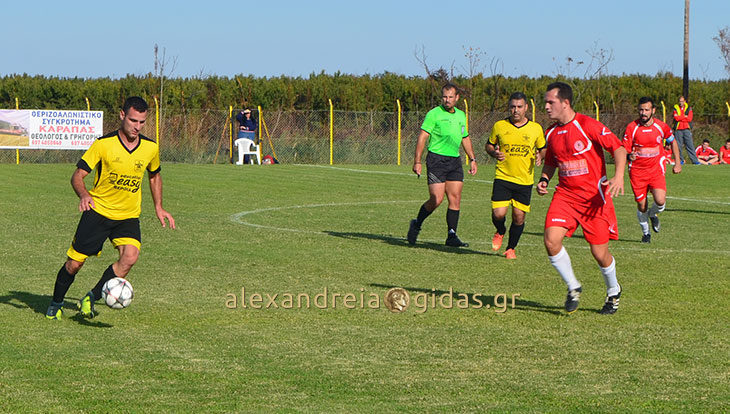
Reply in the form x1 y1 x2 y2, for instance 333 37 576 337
77 131 161 220
488 119 546 185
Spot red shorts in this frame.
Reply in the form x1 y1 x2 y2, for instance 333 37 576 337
629 171 666 203
545 192 618 244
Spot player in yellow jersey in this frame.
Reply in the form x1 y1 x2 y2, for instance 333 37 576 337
46 97 176 320
486 92 546 259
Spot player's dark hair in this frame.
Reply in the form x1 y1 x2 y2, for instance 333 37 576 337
442 82 460 95
703 138 711 144
122 96 149 114
546 82 573 106
509 92 528 104
638 96 654 107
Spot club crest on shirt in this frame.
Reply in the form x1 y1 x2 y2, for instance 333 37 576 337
134 160 144 171
573 140 585 152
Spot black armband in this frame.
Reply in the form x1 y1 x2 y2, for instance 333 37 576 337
538 177 549 185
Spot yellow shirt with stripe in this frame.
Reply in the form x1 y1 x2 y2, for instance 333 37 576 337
489 119 546 185
77 131 161 220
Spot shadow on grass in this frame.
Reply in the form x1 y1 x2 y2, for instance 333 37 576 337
524 230 648 245
325 230 496 256
0 290 112 328
667 208 730 216
370 283 564 315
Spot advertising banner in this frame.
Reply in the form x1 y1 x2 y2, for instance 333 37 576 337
0 109 104 149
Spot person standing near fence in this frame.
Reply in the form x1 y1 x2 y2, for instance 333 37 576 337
672 96 700 165
485 92 546 259
236 109 257 164
536 82 626 315
622 97 682 243
407 83 477 247
45 96 176 320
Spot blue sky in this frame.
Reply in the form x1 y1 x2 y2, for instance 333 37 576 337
2 0 729 80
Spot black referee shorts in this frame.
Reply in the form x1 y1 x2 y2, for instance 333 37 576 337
425 151 463 184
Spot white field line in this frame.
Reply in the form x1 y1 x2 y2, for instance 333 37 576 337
231 200 730 256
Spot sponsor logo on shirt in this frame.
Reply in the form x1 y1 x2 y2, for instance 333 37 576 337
558 159 589 177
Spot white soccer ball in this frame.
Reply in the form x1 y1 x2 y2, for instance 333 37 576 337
102 277 134 309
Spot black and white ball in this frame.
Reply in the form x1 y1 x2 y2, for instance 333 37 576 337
102 277 134 309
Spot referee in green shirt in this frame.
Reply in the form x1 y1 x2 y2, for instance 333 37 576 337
408 83 477 247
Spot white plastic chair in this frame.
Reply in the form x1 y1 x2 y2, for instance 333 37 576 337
234 137 261 165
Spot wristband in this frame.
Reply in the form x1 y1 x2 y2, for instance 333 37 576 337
470 158 476 163
539 177 549 185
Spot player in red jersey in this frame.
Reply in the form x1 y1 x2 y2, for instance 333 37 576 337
695 139 719 165
536 82 627 315
623 97 682 243
719 139 730 164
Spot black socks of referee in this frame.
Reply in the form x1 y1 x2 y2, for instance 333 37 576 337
52 265 76 303
507 223 525 250
415 204 460 234
91 264 118 301
415 203 433 227
446 209 460 234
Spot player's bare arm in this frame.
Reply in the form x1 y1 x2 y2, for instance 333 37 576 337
149 173 176 229
671 139 682 173
462 137 477 175
606 146 627 198
535 148 546 166
71 168 95 212
412 129 429 176
486 142 505 161
536 164 556 196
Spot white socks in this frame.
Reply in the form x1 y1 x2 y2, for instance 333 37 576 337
550 247 620 296
647 202 665 218
600 257 620 296
549 246 581 291
637 209 650 235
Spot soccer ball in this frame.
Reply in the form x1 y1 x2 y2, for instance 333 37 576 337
102 277 134 309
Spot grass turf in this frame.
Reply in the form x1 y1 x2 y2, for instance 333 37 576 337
0 162 728 412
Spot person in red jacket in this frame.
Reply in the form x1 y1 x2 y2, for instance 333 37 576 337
719 139 730 164
672 96 700 164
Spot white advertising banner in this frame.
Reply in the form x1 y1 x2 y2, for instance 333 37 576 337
0 109 104 150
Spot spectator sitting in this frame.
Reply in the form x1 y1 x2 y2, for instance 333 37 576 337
719 138 730 165
695 139 719 165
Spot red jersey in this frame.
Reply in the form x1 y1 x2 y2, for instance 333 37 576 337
696 145 718 158
545 113 623 204
720 146 730 163
622 118 674 176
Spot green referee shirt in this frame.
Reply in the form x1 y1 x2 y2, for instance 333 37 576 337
421 105 468 157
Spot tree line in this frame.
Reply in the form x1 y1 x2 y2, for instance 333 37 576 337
1 72 728 115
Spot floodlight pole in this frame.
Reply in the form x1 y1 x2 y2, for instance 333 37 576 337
682 0 689 101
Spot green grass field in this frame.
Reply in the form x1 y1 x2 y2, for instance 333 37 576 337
1 162 728 412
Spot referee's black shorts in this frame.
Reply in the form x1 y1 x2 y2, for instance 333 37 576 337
66 209 141 262
491 178 533 212
425 151 463 184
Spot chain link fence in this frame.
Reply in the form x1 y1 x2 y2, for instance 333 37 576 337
3 107 729 164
